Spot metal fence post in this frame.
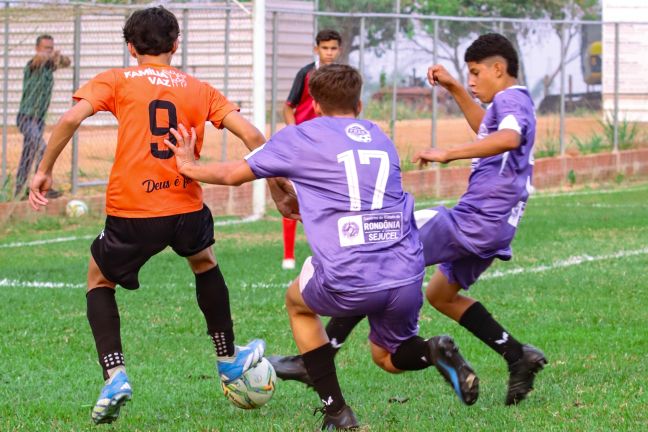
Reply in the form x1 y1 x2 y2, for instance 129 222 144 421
613 22 620 153
559 23 566 156
390 0 400 142
271 11 278 135
431 18 438 148
313 0 319 38
181 8 189 72
2 1 9 187
71 6 82 194
221 0 231 161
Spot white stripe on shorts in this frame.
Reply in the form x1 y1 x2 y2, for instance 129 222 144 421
299 256 315 293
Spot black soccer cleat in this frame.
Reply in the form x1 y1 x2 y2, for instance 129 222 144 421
267 354 314 387
427 335 479 405
319 404 360 431
505 344 547 406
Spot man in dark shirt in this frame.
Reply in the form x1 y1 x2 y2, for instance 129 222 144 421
280 29 341 270
15 34 70 198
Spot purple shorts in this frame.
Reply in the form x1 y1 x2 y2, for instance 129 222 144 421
299 257 423 353
415 206 496 290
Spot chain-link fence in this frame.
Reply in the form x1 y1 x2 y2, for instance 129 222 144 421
268 8 648 170
2 1 647 203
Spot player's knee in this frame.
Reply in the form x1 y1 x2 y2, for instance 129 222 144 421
371 352 399 374
187 249 217 274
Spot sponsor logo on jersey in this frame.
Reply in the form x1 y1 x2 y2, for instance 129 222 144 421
124 68 187 88
345 123 372 143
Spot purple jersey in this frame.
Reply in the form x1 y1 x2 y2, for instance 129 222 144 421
246 117 424 292
453 86 536 258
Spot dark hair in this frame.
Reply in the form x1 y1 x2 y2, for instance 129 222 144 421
316 29 342 46
309 64 362 114
464 33 519 78
36 34 53 46
123 6 179 56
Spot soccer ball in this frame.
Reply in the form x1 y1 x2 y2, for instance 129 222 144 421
221 358 276 409
65 199 88 218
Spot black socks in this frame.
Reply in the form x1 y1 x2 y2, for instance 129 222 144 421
302 343 346 414
87 287 123 380
459 301 523 364
196 265 235 357
391 336 432 371
325 316 365 352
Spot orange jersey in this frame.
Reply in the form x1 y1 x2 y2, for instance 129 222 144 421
73 63 238 218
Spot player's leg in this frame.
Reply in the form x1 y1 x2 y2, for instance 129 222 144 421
177 206 264 383
427 264 547 405
268 314 365 386
281 217 297 269
14 115 38 197
86 214 172 423
367 281 479 405
286 258 358 430
86 258 131 424
285 281 358 430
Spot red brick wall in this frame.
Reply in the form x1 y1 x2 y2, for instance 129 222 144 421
3 148 648 222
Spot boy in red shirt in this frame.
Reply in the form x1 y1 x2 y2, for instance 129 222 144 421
280 29 342 270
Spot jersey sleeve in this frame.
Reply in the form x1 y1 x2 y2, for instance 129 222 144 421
73 70 117 114
285 66 308 107
244 127 298 178
494 91 531 137
207 86 239 129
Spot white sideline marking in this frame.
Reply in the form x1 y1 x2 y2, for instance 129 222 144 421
0 278 84 289
482 247 648 280
414 184 648 209
0 215 262 250
5 247 648 290
0 235 95 249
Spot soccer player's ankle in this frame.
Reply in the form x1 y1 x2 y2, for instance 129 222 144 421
106 365 126 381
459 301 523 364
209 328 235 357
302 343 346 414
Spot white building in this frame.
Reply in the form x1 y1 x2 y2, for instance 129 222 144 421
603 0 648 122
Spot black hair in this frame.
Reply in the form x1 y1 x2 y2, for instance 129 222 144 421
123 6 179 56
316 29 342 46
36 34 53 46
464 33 519 78
309 64 362 115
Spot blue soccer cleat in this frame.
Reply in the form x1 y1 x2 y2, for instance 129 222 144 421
427 335 479 405
217 339 265 383
91 370 132 424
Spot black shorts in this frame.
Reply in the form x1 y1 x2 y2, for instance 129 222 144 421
91 205 215 290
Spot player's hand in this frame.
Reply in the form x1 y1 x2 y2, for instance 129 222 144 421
165 124 197 175
28 171 54 211
412 148 451 167
268 178 301 221
427 64 458 90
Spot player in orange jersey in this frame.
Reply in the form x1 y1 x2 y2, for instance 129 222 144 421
28 6 292 424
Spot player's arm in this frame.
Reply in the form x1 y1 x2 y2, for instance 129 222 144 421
219 107 300 219
283 104 296 126
413 129 520 165
165 124 256 186
221 110 265 151
428 64 485 133
29 99 94 210
283 68 305 126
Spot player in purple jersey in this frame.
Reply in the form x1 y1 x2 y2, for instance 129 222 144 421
163 65 479 430
270 33 547 407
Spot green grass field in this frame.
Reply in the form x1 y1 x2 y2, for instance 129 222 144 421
1 183 647 431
